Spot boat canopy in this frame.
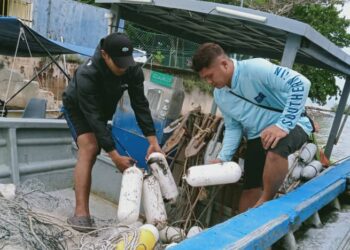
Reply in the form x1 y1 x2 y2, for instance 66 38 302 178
0 16 95 57
97 0 350 76
0 16 147 60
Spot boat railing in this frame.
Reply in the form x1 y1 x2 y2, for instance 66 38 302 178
0 117 75 190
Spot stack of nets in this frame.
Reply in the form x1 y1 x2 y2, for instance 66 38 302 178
0 179 75 249
0 179 156 250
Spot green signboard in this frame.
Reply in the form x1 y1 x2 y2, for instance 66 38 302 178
150 71 173 88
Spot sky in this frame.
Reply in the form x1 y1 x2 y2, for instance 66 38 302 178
310 1 350 108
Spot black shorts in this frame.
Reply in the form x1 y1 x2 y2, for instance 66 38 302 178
61 106 94 143
243 125 308 189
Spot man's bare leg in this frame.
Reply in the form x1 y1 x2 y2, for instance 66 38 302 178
238 187 262 213
254 151 288 207
74 133 99 217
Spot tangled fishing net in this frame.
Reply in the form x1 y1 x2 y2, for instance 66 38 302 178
0 179 77 249
0 179 144 250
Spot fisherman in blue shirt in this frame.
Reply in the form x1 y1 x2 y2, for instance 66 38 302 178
192 43 313 212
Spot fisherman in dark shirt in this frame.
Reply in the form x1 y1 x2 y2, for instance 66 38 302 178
62 33 162 232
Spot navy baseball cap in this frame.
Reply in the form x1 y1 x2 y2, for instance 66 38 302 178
102 33 135 68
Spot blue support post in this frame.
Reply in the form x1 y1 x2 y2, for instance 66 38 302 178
325 77 350 159
281 33 301 68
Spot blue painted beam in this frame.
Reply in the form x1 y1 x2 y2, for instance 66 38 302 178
281 33 301 68
174 159 350 250
325 76 350 158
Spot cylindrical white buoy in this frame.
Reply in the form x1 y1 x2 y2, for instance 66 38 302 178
291 163 304 180
183 162 242 187
300 143 317 164
288 153 297 169
301 160 323 180
187 226 202 238
142 175 167 229
117 165 143 225
159 226 185 243
147 153 179 203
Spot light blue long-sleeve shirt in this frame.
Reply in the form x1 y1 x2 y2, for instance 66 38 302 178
215 58 313 162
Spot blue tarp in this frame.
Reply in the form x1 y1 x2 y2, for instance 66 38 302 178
0 16 94 57
0 16 147 61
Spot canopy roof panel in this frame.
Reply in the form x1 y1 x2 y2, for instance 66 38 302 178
97 0 350 75
0 16 94 57
0 16 147 62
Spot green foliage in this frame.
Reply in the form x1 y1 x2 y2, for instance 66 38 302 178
125 23 199 69
288 4 350 105
289 4 350 47
153 51 165 65
183 75 214 94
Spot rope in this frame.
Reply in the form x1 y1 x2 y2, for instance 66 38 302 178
2 27 23 114
0 179 136 250
21 26 44 89
329 154 350 166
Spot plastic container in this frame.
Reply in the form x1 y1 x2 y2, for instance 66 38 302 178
142 175 167 229
301 160 323 180
117 165 143 225
147 152 179 203
183 162 242 187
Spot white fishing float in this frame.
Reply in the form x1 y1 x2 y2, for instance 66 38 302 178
300 143 317 164
159 226 185 243
291 163 304 180
288 153 297 169
187 226 203 238
183 161 242 187
142 175 168 229
117 165 143 225
301 160 323 180
147 152 179 203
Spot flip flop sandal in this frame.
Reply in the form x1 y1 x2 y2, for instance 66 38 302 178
67 216 95 233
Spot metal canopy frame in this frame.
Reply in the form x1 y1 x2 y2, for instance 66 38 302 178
97 0 350 158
